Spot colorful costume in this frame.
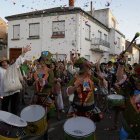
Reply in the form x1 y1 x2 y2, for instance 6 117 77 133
119 65 140 139
67 57 102 122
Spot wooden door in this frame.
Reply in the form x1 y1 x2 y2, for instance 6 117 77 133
9 48 22 62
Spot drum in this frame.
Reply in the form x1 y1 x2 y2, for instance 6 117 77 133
64 117 96 140
0 110 27 127
20 105 47 136
0 121 26 140
0 111 27 140
107 94 124 107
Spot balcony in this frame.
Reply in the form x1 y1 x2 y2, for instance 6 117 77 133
91 38 110 52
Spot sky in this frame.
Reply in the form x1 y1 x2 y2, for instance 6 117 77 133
0 0 140 42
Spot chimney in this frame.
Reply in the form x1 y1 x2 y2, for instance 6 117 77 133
69 0 74 9
90 1 95 16
90 1 93 15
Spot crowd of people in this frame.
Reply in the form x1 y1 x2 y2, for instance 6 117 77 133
0 46 140 140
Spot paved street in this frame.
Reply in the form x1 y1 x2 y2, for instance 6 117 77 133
22 87 120 140
23 112 120 140
0 87 120 140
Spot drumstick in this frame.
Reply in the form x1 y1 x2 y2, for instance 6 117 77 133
118 32 140 62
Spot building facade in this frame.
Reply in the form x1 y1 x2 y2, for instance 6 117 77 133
6 7 125 63
0 18 7 57
126 40 140 65
94 8 125 60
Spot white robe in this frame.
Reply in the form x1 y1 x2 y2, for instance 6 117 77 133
0 55 25 97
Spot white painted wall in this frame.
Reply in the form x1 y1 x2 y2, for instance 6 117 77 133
114 31 125 54
109 29 115 55
7 9 125 63
8 14 78 60
133 47 139 63
109 29 125 56
42 14 78 60
78 13 109 63
94 9 118 30
127 47 140 65
108 10 118 29
8 12 110 63
94 9 109 28
8 18 42 60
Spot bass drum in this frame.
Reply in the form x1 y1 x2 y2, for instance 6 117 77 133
0 121 25 140
107 94 124 107
64 117 96 140
20 105 47 136
0 110 27 140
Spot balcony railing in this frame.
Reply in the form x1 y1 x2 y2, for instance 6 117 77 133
91 38 110 48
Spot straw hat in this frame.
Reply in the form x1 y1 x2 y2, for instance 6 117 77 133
0 57 9 63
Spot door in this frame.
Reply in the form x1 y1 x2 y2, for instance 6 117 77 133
9 48 22 62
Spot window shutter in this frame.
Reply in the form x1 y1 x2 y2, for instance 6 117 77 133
29 23 39 37
52 21 65 35
13 25 20 39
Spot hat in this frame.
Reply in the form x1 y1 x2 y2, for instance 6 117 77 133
41 51 52 60
38 51 52 65
74 57 87 68
74 57 93 70
0 57 8 63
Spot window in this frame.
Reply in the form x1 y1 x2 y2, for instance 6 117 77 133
85 24 91 40
53 54 66 61
13 25 20 39
98 30 102 39
104 34 108 41
117 37 120 48
52 21 65 38
29 23 40 38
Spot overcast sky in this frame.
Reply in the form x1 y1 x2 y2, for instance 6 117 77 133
1 0 140 42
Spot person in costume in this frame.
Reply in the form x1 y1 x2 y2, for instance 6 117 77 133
52 61 65 120
32 51 55 140
0 45 31 115
115 59 140 139
67 57 102 122
120 64 140 139
33 51 54 108
34 59 49 94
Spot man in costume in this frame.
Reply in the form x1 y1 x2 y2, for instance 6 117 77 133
33 51 55 140
118 63 140 139
67 57 102 122
0 46 31 115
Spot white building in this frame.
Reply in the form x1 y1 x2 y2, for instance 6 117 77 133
126 40 140 65
94 8 125 60
5 7 125 63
